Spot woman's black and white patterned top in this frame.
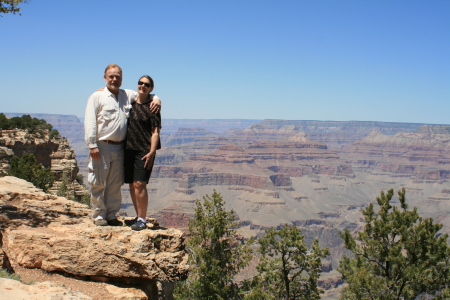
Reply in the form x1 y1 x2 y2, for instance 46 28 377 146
125 95 161 152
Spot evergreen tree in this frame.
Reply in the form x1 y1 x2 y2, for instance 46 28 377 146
244 224 329 300
0 113 8 129
49 129 60 139
339 188 450 299
0 114 52 131
9 153 55 192
174 190 253 300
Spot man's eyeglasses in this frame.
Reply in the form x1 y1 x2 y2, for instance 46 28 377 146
138 81 151 88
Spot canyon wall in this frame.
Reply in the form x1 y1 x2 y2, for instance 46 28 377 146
4 113 449 298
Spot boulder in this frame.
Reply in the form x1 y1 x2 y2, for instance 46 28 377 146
0 176 188 299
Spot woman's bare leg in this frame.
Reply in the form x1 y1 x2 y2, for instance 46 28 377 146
129 183 138 216
132 181 148 219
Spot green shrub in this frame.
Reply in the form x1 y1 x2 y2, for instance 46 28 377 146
73 193 91 207
75 174 84 186
0 269 21 281
57 169 70 199
339 188 450 299
175 190 253 300
49 129 60 139
9 153 55 192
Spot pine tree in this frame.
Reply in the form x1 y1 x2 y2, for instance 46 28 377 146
174 190 253 300
338 188 450 299
244 224 329 300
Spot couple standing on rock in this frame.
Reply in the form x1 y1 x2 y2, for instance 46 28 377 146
84 64 161 231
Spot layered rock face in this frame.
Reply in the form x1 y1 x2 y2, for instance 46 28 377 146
163 134 354 192
128 133 362 265
154 136 235 167
161 119 262 135
163 127 218 146
4 113 88 161
336 127 450 181
228 119 425 148
0 147 13 175
0 129 86 199
0 129 60 168
229 124 303 142
0 177 188 299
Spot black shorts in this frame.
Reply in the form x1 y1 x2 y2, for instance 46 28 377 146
124 149 155 184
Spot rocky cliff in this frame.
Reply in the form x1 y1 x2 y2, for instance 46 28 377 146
0 176 188 299
4 113 88 161
0 129 86 199
0 146 14 175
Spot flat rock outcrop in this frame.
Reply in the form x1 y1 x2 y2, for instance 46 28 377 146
0 278 92 300
0 176 188 298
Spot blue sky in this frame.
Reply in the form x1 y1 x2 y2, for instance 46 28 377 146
1 0 449 124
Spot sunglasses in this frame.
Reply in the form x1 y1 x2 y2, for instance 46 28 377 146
138 81 151 88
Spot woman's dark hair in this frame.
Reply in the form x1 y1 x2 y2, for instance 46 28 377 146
140 75 154 88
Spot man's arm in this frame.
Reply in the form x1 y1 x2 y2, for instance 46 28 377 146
84 93 100 160
124 89 161 113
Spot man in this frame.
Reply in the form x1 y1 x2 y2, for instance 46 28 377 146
84 64 160 226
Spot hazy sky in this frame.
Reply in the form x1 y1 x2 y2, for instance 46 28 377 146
1 0 449 124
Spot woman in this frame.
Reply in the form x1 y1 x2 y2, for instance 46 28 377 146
124 75 161 230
